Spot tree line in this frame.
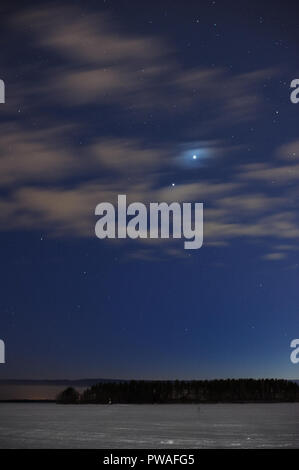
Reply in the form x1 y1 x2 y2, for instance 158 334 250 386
56 379 299 404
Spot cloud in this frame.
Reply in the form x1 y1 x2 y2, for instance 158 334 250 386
12 4 274 122
274 244 299 251
1 127 299 260
203 210 299 242
13 5 174 109
90 139 168 175
0 4 295 261
16 7 164 65
0 124 78 186
238 162 299 183
262 252 287 261
218 194 287 212
156 182 241 203
276 140 299 161
175 68 275 126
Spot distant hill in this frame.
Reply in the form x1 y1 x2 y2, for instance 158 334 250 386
0 378 120 401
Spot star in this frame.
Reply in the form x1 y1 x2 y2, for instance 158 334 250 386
192 154 197 160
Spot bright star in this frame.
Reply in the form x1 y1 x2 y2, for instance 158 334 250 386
192 155 197 160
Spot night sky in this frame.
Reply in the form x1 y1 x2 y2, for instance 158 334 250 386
0 0 299 380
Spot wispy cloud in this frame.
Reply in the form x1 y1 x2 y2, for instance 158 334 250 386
262 252 287 261
11 4 275 120
0 4 295 261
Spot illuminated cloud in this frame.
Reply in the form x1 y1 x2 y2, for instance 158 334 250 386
0 4 294 261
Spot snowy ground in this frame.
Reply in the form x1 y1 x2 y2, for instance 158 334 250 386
0 403 298 448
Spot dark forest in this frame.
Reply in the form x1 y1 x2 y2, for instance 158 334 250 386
57 379 299 404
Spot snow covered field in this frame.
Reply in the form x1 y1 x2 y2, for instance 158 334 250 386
0 403 298 448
